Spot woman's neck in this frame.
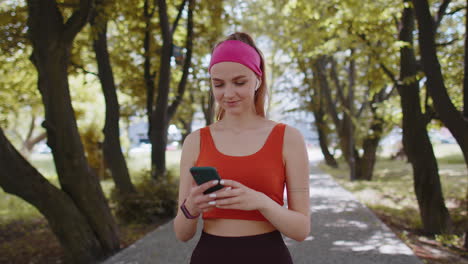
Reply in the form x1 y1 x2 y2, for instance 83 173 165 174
218 112 264 131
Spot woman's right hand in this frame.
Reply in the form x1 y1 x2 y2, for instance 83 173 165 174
184 180 221 215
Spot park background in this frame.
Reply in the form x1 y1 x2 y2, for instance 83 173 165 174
0 0 467 263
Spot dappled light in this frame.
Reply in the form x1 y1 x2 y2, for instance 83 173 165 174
1 0 467 263
283 172 421 263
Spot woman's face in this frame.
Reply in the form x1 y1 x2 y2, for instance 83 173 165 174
210 62 259 116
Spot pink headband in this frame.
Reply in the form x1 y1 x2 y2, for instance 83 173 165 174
209 40 263 77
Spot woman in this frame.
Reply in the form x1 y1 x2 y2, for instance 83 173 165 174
173 32 310 264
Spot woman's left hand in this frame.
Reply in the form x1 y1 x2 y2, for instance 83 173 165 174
213 180 268 211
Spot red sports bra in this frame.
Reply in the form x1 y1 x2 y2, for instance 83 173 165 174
195 123 286 222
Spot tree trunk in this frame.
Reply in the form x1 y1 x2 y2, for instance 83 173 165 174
0 128 104 263
26 0 120 255
413 0 468 169
342 112 357 180
150 0 174 179
143 0 156 134
168 0 194 122
91 1 136 194
345 54 357 181
180 116 193 146
463 0 468 249
296 54 338 169
20 114 47 156
358 116 383 181
317 55 385 181
313 109 338 168
398 1 452 234
317 57 355 165
201 91 215 125
464 0 468 120
151 0 192 179
179 91 196 145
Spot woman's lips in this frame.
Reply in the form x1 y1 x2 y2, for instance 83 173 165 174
225 100 240 107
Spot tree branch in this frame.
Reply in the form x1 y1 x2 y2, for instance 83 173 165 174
168 0 193 119
329 58 347 104
445 5 466 16
25 114 36 143
71 62 98 76
436 37 460 47
379 63 399 87
382 85 398 101
315 56 342 130
171 0 188 37
63 0 94 43
357 94 368 117
434 0 452 31
464 0 468 119
26 132 47 150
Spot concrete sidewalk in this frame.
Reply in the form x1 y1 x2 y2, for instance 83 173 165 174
102 164 423 264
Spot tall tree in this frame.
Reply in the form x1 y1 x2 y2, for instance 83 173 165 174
394 0 452 234
465 0 468 121
25 0 119 258
191 0 225 127
316 54 391 181
200 88 215 125
0 128 104 263
412 0 468 241
143 0 157 144
465 0 468 249
412 0 468 172
295 53 338 168
239 0 398 180
150 0 194 178
90 0 136 194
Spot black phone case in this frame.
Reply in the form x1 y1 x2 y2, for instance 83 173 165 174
190 166 224 194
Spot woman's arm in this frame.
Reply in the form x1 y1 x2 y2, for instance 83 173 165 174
173 130 218 242
215 125 311 241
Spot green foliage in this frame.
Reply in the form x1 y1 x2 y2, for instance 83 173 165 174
110 169 179 224
0 2 40 129
171 0 226 130
79 121 110 179
0 188 42 222
397 230 410 244
435 234 463 248
369 204 423 230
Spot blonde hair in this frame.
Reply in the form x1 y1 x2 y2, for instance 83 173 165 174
211 32 267 121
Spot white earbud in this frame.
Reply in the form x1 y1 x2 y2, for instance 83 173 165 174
255 79 260 91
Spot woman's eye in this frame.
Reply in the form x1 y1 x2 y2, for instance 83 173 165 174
235 82 246 86
214 84 223 87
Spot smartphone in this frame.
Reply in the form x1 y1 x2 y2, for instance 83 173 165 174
190 166 224 194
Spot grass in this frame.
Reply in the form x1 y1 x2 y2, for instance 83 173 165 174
319 143 468 263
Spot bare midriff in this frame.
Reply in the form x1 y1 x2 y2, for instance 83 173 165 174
203 218 276 237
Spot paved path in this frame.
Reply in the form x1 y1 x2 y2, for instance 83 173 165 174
103 155 423 264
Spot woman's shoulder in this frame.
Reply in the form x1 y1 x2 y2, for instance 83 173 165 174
282 124 306 147
182 129 202 151
180 129 203 164
267 121 301 137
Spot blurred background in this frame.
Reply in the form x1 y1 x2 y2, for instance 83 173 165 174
0 0 467 263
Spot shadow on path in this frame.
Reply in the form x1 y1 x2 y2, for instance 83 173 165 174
102 163 423 264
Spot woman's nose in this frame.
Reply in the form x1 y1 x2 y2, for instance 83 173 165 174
224 84 236 97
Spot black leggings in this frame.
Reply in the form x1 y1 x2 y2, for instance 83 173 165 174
190 230 293 264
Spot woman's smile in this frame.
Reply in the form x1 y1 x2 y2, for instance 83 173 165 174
225 100 241 107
